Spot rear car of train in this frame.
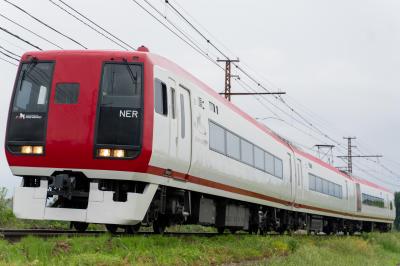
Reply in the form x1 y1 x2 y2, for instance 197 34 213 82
5 50 158 229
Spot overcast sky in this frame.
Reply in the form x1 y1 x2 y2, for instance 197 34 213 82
0 0 399 194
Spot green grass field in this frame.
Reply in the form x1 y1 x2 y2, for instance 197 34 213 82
0 232 400 265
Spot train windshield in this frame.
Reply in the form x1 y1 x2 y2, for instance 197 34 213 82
12 62 54 113
96 62 143 154
100 63 142 108
7 61 54 144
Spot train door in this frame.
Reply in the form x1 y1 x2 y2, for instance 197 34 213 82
296 158 303 200
175 84 192 175
168 78 178 159
287 153 294 200
356 183 361 212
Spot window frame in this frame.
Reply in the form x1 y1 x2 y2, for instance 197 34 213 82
54 82 80 104
155 79 168 116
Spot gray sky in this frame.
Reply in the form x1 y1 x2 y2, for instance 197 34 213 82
0 0 399 194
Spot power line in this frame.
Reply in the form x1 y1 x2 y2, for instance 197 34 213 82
56 0 136 50
0 55 17 66
3 0 87 49
0 13 63 49
0 26 42 50
0 49 19 61
129 0 224 71
0 44 20 57
48 0 129 50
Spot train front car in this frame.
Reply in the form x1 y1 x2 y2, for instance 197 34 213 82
5 50 157 232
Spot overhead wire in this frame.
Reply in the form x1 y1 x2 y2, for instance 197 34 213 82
56 0 137 50
0 56 17 66
48 0 129 50
0 26 42 50
129 0 224 71
3 0 87 49
0 44 20 57
0 13 63 49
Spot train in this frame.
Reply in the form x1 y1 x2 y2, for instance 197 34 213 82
5 47 395 234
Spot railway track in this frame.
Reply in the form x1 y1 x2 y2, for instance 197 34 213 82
0 229 229 242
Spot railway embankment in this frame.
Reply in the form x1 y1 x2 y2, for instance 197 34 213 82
0 232 399 265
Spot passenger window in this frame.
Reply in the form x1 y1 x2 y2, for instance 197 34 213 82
171 88 176 119
209 121 225 154
309 174 316 191
180 94 185 138
55 83 80 104
226 131 240 160
265 152 274 175
274 157 283 178
254 146 264 170
155 79 168 115
240 139 254 166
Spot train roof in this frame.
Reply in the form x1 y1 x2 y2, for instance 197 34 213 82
20 49 392 194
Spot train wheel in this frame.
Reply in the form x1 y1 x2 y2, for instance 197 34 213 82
73 222 88 232
126 223 141 234
229 228 238 234
153 220 166 234
106 224 118 234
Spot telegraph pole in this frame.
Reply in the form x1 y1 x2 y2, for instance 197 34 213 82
217 58 240 101
337 137 383 174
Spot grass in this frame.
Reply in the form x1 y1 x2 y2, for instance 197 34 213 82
0 233 399 265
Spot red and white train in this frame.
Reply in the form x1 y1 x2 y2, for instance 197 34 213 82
5 48 395 234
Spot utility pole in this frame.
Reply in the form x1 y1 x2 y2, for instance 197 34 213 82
217 58 240 101
217 58 286 101
337 137 383 174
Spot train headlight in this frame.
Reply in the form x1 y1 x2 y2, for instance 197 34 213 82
21 146 33 154
113 149 125 158
98 148 111 157
32 146 44 154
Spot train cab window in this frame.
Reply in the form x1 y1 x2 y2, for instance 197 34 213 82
226 131 240 160
240 139 254 166
12 62 54 113
390 201 393 210
55 83 80 104
155 79 168 116
274 157 283 178
209 121 225 154
101 64 142 108
254 146 264 170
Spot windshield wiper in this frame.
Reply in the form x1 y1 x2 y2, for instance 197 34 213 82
123 59 138 94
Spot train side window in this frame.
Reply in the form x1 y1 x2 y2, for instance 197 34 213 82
265 152 274 175
55 83 80 104
240 139 254 166
322 180 329 194
254 146 264 170
274 157 283 179
316 177 322 192
171 88 176 119
328 182 335 196
155 79 168 116
209 121 225 154
309 174 316 191
226 131 240 160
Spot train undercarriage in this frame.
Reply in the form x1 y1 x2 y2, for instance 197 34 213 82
15 172 391 235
